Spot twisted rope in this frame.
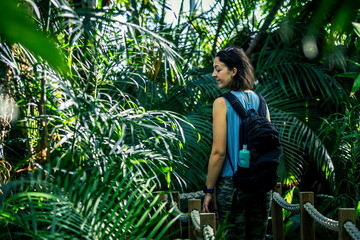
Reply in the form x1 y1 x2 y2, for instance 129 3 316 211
169 195 216 239
180 191 205 200
272 192 300 212
161 191 204 202
169 190 360 240
191 209 201 232
344 221 360 240
169 201 188 222
203 224 215 240
303 202 339 231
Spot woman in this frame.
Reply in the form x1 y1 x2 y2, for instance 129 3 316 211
202 46 271 240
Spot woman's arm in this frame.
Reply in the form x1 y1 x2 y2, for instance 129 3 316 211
202 97 227 213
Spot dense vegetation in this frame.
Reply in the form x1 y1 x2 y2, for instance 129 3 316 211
0 0 359 239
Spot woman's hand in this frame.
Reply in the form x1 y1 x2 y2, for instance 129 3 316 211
202 193 214 213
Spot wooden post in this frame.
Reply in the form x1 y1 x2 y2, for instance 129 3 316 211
154 191 167 201
200 213 216 236
338 208 356 240
168 192 182 239
300 192 315 240
188 199 201 240
271 182 284 240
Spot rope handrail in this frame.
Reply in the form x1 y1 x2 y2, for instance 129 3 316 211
165 195 216 239
272 192 300 212
303 202 339 231
190 209 216 240
169 201 189 222
171 188 360 240
161 191 204 202
191 209 201 232
180 191 205 200
272 188 360 240
344 221 360 240
203 224 215 240
160 194 216 240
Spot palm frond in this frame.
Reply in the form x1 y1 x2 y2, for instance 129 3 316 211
165 72 224 113
255 46 347 103
0 167 173 239
48 85 190 189
177 106 214 190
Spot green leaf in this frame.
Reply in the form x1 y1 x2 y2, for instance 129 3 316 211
352 22 360 37
350 74 360 96
0 0 67 72
347 59 360 68
284 187 295 204
335 72 359 78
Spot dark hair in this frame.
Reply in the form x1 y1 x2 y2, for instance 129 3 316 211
215 47 254 91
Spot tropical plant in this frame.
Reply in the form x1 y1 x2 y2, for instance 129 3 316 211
1 0 360 239
0 165 176 239
318 101 360 209
0 0 192 238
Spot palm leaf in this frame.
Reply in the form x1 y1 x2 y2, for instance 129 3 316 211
0 166 174 240
255 45 346 103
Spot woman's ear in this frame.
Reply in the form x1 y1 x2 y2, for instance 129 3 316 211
232 68 238 77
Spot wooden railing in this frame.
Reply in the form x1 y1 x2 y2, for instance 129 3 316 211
271 183 360 240
158 191 216 240
157 184 360 240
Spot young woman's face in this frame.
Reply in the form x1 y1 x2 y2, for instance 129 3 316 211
212 57 235 90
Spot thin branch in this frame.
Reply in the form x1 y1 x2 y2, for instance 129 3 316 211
211 0 229 57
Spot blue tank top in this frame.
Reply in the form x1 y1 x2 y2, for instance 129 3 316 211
220 91 267 177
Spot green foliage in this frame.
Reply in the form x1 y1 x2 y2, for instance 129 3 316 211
319 103 360 204
0 165 175 239
0 0 194 237
0 0 360 238
0 0 67 72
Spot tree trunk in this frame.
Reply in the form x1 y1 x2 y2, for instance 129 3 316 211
245 0 285 56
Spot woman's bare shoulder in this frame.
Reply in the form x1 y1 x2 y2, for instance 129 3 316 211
214 96 226 106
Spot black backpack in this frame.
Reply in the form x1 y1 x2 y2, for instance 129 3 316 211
222 92 281 193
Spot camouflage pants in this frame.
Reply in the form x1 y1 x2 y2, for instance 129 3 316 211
215 177 271 240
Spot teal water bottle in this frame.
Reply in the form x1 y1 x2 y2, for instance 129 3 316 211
238 144 250 168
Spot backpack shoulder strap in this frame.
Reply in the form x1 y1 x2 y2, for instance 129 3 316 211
222 92 247 174
221 92 248 119
254 92 267 118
